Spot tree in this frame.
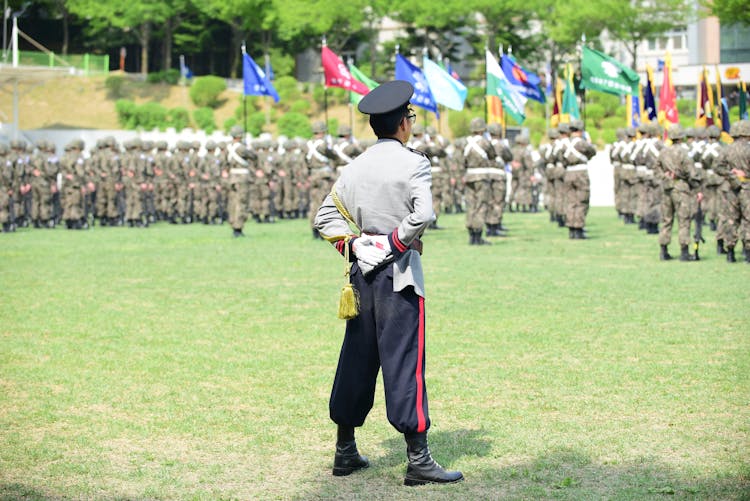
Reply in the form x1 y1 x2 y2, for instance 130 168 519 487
605 0 693 71
67 0 171 74
702 0 750 27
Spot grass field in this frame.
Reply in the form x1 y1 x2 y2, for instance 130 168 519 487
1 208 748 500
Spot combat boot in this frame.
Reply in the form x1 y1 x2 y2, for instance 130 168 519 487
468 229 475 245
710 220 717 231
717 239 726 255
332 425 369 477
726 245 736 263
569 228 576 239
475 230 491 245
660 245 673 261
233 228 244 238
679 245 695 261
576 228 588 239
403 432 463 486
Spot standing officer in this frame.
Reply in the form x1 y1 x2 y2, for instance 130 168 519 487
655 125 702 261
562 120 597 239
314 81 463 487
227 144 254 237
714 120 750 262
463 118 495 245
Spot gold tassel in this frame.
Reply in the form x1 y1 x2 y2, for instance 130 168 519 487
337 234 359 320
338 282 359 320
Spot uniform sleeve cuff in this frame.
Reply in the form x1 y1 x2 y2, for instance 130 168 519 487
387 229 408 257
333 236 357 262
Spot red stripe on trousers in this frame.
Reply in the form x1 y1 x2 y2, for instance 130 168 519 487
416 296 426 432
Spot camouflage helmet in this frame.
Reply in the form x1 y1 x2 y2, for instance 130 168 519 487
637 122 649 135
67 139 84 151
131 137 143 149
615 128 625 140
35 139 47 150
469 117 487 133
684 127 696 139
706 125 721 139
625 127 636 138
666 124 684 141
547 128 560 140
515 135 529 145
205 140 217 151
694 127 707 140
10 139 25 150
230 125 244 138
569 119 584 132
487 123 502 136
412 124 425 135
337 125 352 136
142 140 154 150
156 140 168 150
558 123 570 135
0 143 9 155
312 121 327 134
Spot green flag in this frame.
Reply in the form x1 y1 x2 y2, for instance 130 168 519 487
485 49 526 124
347 63 378 105
580 46 639 96
562 63 580 120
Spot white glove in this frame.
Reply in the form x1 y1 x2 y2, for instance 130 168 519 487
367 234 392 256
353 235 390 275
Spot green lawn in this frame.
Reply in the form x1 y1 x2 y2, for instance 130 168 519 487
1 208 748 500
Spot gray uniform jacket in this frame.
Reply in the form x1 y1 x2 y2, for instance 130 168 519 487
314 138 435 297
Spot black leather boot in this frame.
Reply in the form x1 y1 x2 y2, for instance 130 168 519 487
404 432 463 486
332 425 369 477
468 229 475 245
726 246 736 263
717 239 726 255
679 245 694 261
569 227 576 239
475 230 491 245
660 244 673 261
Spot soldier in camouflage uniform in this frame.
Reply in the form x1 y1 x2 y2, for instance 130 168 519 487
409 125 445 229
463 118 495 245
251 138 278 223
700 126 723 233
610 128 626 218
562 120 596 239
655 125 703 261
551 123 570 228
94 137 123 226
152 141 170 221
307 121 338 238
140 140 156 223
199 140 223 224
713 120 750 263
509 135 535 213
618 127 638 225
227 144 254 237
487 123 512 235
281 139 304 219
60 139 88 229
540 128 557 221
448 137 466 214
0 143 14 232
28 140 57 228
9 140 31 227
121 139 145 227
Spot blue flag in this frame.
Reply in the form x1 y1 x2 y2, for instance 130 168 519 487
265 58 275 81
631 94 641 127
422 55 467 111
243 53 279 102
395 54 438 116
501 55 545 103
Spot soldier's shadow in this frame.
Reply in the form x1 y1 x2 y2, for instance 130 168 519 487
377 428 491 468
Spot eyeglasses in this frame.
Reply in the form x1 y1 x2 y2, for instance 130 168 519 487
405 113 417 124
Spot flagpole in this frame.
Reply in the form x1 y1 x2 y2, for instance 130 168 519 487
347 56 354 135
264 52 271 126
241 41 247 135
322 36 328 134
579 33 586 128
498 44 505 138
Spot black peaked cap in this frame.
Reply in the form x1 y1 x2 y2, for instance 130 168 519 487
357 80 414 115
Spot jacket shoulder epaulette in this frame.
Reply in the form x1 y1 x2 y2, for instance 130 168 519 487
407 147 429 159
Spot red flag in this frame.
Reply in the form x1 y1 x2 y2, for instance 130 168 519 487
658 53 678 126
321 46 370 95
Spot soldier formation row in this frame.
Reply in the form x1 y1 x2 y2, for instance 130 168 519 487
610 120 750 263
